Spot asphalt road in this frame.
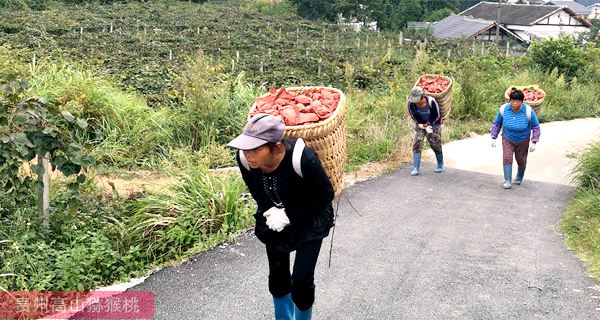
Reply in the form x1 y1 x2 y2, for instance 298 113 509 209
131 165 600 319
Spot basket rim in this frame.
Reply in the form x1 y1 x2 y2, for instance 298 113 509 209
504 85 546 105
249 86 346 131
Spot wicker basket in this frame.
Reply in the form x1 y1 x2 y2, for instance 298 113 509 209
249 86 347 198
414 74 454 119
504 85 545 115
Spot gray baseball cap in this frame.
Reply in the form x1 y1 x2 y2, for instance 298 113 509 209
227 113 285 150
409 86 424 103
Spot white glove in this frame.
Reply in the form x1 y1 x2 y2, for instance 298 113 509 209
425 126 433 134
417 124 425 129
529 143 536 152
491 139 496 147
263 207 290 232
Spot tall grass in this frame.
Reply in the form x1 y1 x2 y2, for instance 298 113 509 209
562 142 600 279
28 63 174 167
125 166 255 263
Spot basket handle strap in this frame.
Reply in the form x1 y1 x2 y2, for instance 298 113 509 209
292 138 305 178
239 150 250 171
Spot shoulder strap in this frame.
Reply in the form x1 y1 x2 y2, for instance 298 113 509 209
499 103 507 117
499 103 531 121
239 150 250 171
292 138 305 178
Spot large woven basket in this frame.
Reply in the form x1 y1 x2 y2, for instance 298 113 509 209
414 74 453 119
249 86 347 198
504 85 545 114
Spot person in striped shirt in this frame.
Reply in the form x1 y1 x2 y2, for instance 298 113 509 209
490 89 541 189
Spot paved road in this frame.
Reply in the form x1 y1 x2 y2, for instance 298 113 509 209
131 165 600 319
432 118 600 185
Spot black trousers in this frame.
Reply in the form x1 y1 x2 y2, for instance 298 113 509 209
266 239 323 311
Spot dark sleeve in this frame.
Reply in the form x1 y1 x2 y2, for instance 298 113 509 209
407 101 417 122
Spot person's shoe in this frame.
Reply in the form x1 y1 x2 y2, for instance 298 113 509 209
273 293 293 320
411 152 421 176
503 164 512 189
434 153 444 173
513 165 526 185
294 306 312 320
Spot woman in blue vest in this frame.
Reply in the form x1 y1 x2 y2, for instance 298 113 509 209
407 86 444 175
490 89 541 189
228 114 334 320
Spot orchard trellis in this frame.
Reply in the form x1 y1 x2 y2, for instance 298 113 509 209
0 3 523 107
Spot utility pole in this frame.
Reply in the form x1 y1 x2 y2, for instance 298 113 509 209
496 0 502 43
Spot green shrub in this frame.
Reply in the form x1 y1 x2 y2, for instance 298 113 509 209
529 37 586 79
571 142 600 190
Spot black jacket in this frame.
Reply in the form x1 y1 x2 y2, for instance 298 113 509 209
407 96 442 127
236 138 334 252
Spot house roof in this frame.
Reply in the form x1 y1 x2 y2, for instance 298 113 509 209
432 15 493 39
548 1 592 14
459 2 590 26
431 15 525 42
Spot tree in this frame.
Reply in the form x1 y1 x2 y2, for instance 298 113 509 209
0 79 93 221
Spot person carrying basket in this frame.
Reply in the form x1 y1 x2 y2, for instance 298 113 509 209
490 88 541 189
407 86 444 176
227 113 334 320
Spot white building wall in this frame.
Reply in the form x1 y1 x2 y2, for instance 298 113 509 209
507 24 590 41
540 11 584 26
589 5 600 20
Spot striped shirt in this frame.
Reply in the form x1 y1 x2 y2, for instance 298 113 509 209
491 103 540 143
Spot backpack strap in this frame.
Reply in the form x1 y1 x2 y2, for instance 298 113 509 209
499 103 531 122
499 103 507 117
239 150 250 171
292 138 305 178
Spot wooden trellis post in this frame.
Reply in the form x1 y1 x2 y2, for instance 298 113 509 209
318 58 322 76
398 32 403 46
37 155 50 232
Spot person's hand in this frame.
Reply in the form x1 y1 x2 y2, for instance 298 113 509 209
417 124 425 129
491 139 496 147
529 143 536 152
425 126 433 134
263 207 290 232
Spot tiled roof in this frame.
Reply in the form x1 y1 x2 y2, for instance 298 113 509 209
460 2 563 25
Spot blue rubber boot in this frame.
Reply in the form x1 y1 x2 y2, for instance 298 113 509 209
513 166 526 185
411 152 421 176
272 293 293 320
434 153 444 173
294 306 312 320
503 164 512 189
